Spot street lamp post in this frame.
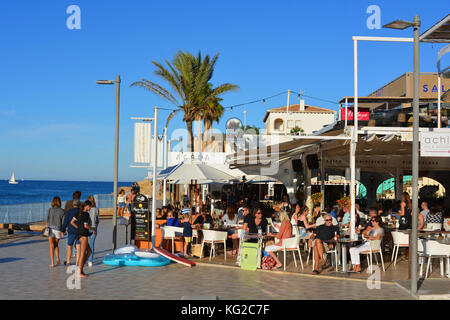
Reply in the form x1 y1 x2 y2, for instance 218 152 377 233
384 15 421 296
96 75 121 251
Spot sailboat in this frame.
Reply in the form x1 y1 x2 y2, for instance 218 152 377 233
9 171 18 184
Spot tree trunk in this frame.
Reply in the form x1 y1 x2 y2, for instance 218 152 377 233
186 121 194 153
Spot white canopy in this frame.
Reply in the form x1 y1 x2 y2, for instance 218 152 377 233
160 161 235 184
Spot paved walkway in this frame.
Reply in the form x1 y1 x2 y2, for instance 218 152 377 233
0 220 413 300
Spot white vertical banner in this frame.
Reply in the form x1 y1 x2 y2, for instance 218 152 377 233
134 122 152 163
150 137 164 168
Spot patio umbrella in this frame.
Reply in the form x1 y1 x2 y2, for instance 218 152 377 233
160 161 235 184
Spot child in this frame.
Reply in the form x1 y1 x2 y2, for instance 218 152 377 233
182 214 192 257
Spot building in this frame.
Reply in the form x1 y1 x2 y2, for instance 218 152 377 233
263 100 337 135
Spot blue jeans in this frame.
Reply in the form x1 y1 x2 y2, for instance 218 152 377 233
88 228 97 263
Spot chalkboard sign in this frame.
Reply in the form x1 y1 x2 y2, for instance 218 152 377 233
131 194 150 241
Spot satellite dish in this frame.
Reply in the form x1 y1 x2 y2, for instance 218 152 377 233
226 118 243 131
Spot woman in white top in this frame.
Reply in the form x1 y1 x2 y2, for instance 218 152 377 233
349 216 384 272
117 189 126 217
290 204 301 226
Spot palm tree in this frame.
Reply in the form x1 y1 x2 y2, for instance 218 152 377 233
202 96 224 142
131 51 238 152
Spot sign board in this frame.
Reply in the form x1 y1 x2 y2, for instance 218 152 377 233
420 132 450 157
341 107 370 121
131 194 150 241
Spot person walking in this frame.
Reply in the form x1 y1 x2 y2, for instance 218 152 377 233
64 191 81 213
87 195 99 267
61 199 81 266
70 200 96 278
46 196 65 267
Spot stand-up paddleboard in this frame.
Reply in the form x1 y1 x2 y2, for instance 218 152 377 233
154 247 196 267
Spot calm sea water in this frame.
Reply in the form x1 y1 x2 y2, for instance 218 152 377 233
0 180 133 206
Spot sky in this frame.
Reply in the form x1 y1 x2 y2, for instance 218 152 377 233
0 0 448 181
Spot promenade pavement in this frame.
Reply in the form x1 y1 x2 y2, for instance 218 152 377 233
0 220 413 300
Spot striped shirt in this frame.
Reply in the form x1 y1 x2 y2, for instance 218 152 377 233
180 207 191 216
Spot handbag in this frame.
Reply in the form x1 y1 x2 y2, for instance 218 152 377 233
42 227 50 237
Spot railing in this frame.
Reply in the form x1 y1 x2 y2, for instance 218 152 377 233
0 194 114 224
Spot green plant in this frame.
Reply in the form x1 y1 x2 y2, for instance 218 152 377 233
290 126 304 135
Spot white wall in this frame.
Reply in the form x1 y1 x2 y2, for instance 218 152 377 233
266 112 336 135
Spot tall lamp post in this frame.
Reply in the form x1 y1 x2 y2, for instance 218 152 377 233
96 75 121 251
383 15 420 296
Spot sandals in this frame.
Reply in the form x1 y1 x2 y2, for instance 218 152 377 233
312 270 320 275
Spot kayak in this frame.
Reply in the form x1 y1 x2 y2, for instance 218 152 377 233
102 253 171 267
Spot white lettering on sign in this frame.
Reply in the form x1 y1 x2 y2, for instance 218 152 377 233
366 5 381 30
420 132 450 157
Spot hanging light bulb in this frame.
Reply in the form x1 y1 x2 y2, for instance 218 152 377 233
230 106 233 112
263 99 266 105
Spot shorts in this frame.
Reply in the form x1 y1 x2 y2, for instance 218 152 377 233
118 202 126 208
49 228 61 239
67 233 80 246
312 238 331 252
184 237 192 243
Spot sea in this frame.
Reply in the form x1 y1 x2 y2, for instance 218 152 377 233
0 180 133 206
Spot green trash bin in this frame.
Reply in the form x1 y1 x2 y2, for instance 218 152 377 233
240 242 260 271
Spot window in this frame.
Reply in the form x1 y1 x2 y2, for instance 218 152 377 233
274 119 284 131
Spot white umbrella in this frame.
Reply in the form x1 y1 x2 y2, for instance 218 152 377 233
160 161 234 184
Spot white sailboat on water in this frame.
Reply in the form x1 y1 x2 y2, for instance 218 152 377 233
9 171 18 184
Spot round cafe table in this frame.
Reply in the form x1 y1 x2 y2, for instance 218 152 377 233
324 236 363 275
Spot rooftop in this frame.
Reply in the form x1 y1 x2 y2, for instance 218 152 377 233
263 103 336 122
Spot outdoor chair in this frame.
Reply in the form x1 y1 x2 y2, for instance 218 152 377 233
425 223 442 231
391 231 409 266
307 239 338 271
161 226 183 254
200 230 228 261
360 239 385 273
279 235 304 271
422 240 450 278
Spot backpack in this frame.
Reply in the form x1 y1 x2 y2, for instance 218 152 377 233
261 256 277 270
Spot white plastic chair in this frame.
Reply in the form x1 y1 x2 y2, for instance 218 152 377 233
192 229 199 244
307 239 338 271
418 239 426 277
361 239 385 273
161 226 184 253
426 223 442 231
422 240 450 278
200 230 228 261
280 235 304 270
391 231 409 266
443 218 450 232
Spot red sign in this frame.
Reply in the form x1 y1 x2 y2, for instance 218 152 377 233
341 107 370 121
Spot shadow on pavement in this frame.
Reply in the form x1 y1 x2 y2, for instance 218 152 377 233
0 257 24 264
88 266 123 275
0 239 48 248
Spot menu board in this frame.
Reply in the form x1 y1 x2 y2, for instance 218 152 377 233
131 194 150 241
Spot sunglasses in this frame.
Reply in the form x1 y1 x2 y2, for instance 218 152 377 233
256 212 262 215
325 219 332 222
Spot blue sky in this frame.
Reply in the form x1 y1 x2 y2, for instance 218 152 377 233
0 0 448 181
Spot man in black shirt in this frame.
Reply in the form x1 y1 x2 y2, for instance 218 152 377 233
193 210 213 227
311 213 339 274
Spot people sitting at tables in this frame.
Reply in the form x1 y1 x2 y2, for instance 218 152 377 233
316 212 338 227
280 195 292 213
330 205 339 220
290 204 301 226
357 207 378 233
418 209 425 230
166 209 181 227
349 216 384 272
244 207 268 243
193 208 213 227
229 204 251 255
426 205 443 226
156 208 163 219
310 213 339 275
420 201 429 222
340 205 361 228
222 206 238 226
377 203 386 217
355 203 365 221
298 206 316 231
180 203 191 216
265 211 293 270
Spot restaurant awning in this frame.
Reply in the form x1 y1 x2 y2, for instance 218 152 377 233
420 14 450 43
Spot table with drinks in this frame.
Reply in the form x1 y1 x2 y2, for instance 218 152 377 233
324 231 364 275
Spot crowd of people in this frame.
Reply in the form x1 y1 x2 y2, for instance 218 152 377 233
152 189 449 274
46 190 99 278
